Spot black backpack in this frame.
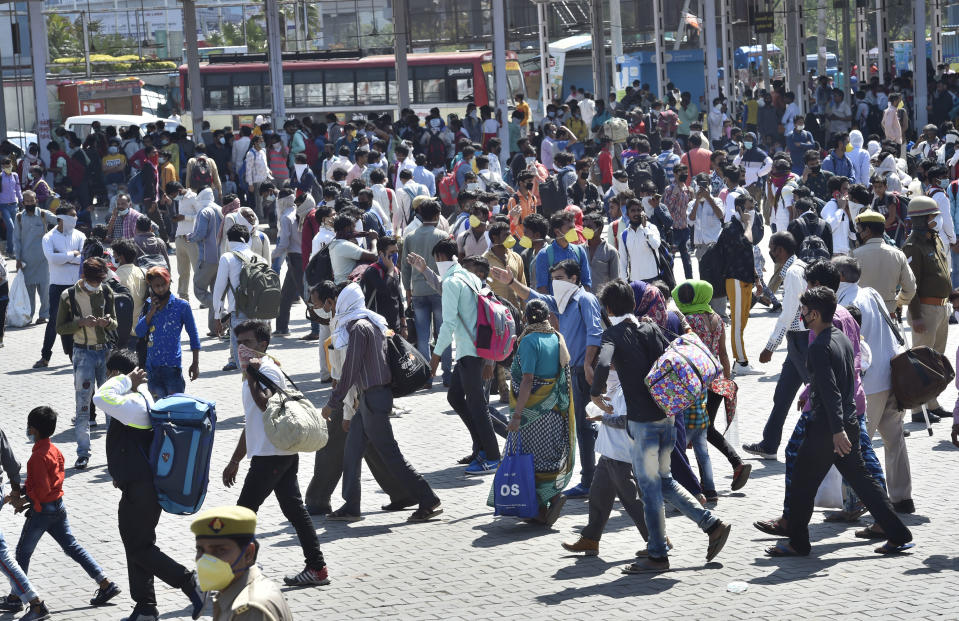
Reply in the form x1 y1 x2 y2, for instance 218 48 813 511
305 244 334 287
866 104 883 135
68 279 132 348
426 132 447 170
537 174 568 219
698 242 725 293
626 157 665 194
386 332 430 397
799 234 831 263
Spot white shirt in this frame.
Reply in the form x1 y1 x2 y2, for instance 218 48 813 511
848 147 872 186
328 238 367 283
395 181 428 232
370 185 395 233
310 227 335 259
836 282 902 395
174 190 200 237
688 197 725 245
781 102 800 134
541 137 557 171
242 358 295 457
393 157 416 187
232 136 251 172
722 187 744 223
212 241 255 317
929 187 957 247
92 375 152 429
482 118 499 134
579 98 596 128
42 227 85 286
618 223 661 281
765 256 807 351
821 199 860 255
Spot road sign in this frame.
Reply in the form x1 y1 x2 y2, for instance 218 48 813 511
753 11 774 34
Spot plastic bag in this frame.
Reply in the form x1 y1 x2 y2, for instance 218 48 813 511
492 433 538 518
814 465 843 508
5 273 32 328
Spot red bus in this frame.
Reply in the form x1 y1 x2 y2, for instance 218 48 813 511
179 50 525 128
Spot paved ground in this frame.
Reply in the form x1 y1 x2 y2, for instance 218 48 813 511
1 251 958 621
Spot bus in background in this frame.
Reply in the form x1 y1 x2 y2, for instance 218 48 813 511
179 50 526 129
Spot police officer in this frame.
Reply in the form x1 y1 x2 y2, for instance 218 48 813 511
191 506 293 621
901 196 952 423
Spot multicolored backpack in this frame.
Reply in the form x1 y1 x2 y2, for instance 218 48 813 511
458 276 516 362
644 331 720 416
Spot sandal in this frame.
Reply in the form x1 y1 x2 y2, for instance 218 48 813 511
765 541 802 557
326 509 362 522
543 495 567 528
823 505 867 523
854 524 886 539
875 541 915 555
407 503 443 522
754 519 788 537
621 558 670 574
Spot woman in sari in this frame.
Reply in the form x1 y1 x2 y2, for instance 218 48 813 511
630 280 707 504
498 299 576 527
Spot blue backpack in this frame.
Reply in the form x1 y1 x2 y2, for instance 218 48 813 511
149 394 216 515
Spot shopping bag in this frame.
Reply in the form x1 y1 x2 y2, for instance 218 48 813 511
491 433 538 518
5 273 32 328
813 465 843 509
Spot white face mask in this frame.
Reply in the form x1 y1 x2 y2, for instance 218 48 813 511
466 183 481 191
294 163 308 178
641 196 655 216
552 279 578 314
525 157 536 166
436 260 455 279
59 215 77 233
608 314 635 326
82 281 101 293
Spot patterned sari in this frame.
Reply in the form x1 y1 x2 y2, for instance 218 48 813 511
491 324 576 508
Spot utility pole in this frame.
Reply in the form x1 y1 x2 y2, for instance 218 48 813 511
610 0 623 97
784 0 807 116
719 0 732 98
703 0 719 104
81 11 92 78
265 0 285 123
855 1 867 84
537 1 549 115
492 0 509 169
817 0 826 78
393 0 410 112
931 0 943 69
914 0 927 129
673 0 690 51
183 0 203 133
652 0 666 100
875 0 887 84
28 0 50 166
841 0 850 90
589 0 607 100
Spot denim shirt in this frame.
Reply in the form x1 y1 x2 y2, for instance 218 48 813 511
135 293 201 368
527 287 603 368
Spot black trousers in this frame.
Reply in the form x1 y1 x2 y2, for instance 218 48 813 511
275 252 304 333
787 417 911 556
447 355 501 461
238 454 325 570
117 478 190 611
40 284 73 362
341 385 439 513
705 390 743 470
581 456 649 542
304 405 413 513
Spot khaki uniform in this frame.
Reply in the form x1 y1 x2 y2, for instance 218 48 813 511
851 237 916 314
212 566 293 621
902 231 952 412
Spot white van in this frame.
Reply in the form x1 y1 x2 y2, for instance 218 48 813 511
63 114 181 139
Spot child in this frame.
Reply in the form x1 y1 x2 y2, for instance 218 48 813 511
562 370 662 557
4 407 120 611
0 426 50 620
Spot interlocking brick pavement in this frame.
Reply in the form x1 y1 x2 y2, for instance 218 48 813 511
1 253 958 620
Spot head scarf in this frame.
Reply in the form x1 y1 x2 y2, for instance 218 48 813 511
630 280 668 329
849 129 864 150
519 299 571 367
330 283 390 349
671 280 713 316
296 194 316 230
866 140 881 158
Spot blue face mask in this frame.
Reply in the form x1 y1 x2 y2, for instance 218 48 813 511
26 430 34 444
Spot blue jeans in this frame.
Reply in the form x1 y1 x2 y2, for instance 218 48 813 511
73 347 107 458
671 227 693 280
411 294 451 381
0 203 16 256
146 365 185 399
952 250 959 289
228 311 248 367
841 415 887 512
760 352 805 453
687 427 715 496
0 528 36 603
570 367 595 487
15 499 105 583
629 418 718 559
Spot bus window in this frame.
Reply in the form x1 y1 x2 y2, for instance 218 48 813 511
325 69 355 106
293 70 324 106
356 68 388 105
232 73 267 108
454 78 473 102
386 68 414 105
413 65 445 104
203 73 231 110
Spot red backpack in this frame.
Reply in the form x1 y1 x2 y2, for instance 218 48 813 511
438 161 466 207
457 275 516 362
65 152 86 186
299 130 319 166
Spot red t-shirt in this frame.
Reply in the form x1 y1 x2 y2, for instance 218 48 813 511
25 439 65 511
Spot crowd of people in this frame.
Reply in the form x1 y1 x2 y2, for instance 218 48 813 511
0 62 958 619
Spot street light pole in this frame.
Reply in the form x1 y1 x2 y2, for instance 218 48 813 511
393 0 410 112
183 0 204 133
265 0 285 123
492 0 509 169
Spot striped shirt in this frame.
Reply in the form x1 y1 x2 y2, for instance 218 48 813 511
327 318 391 410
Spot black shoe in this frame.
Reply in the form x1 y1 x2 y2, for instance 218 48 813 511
75 456 89 470
222 361 238 372
307 504 332 516
382 499 418 512
320 377 334 384
182 571 209 619
456 453 477 465
893 499 915 514
121 610 159 621
903 429 911 437
929 407 950 419
21 602 51 621
90 581 121 606
0 595 23 613
911 411 941 423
